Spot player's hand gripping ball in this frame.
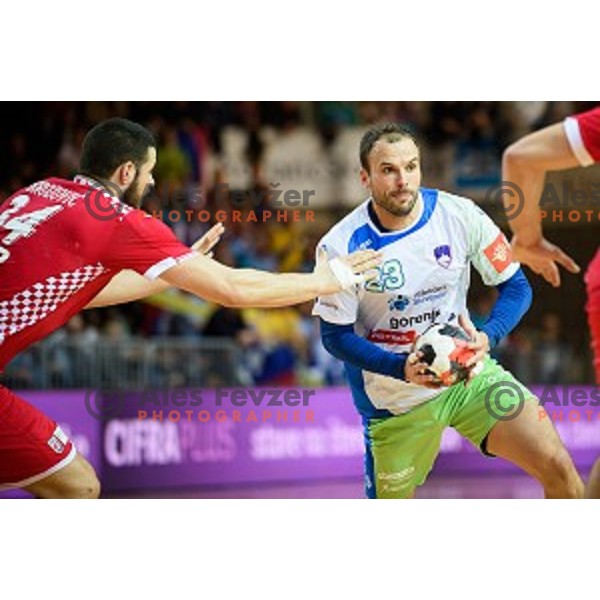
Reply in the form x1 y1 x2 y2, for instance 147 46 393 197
413 323 482 386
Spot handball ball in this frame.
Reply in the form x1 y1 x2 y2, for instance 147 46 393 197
413 323 481 386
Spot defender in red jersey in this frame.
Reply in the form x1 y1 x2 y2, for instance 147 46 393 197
0 118 381 497
502 106 600 381
502 106 600 497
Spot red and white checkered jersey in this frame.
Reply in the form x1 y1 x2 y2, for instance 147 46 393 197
564 107 600 166
0 176 196 369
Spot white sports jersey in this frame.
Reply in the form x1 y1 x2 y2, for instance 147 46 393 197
312 188 519 418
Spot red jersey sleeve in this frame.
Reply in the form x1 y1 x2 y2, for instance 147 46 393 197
101 209 197 279
564 107 600 166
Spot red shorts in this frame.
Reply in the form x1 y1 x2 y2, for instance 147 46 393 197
0 385 76 489
586 249 600 384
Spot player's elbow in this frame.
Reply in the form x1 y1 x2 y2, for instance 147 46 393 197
522 278 533 314
516 268 533 313
508 268 533 318
320 319 351 360
320 331 337 358
83 299 99 310
502 139 543 173
84 294 111 309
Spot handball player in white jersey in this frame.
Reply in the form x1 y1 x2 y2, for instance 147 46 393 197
314 123 583 499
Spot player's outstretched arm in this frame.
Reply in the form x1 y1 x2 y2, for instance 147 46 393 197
502 123 581 286
160 248 381 308
85 224 225 309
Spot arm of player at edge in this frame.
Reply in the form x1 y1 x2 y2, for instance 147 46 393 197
502 122 581 287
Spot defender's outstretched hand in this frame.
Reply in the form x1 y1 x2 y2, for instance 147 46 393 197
191 223 225 258
315 247 382 293
511 235 580 288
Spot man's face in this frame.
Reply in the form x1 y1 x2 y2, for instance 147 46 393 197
124 146 156 207
361 137 421 217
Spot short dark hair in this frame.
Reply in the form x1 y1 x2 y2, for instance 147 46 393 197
79 118 155 179
359 123 419 172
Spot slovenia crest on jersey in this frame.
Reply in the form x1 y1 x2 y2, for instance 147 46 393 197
434 244 452 268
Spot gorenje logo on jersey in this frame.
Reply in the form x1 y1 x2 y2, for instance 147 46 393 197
389 308 441 330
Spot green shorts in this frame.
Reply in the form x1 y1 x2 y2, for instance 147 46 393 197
364 357 537 499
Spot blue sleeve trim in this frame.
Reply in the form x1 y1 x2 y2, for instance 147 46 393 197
320 319 407 380
481 268 532 348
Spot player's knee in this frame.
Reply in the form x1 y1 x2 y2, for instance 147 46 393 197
502 140 540 170
53 468 100 499
69 462 101 498
74 470 101 499
539 447 583 498
63 475 100 499
47 459 101 499
585 458 600 499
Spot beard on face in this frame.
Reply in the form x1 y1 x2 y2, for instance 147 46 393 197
372 188 419 217
123 174 153 208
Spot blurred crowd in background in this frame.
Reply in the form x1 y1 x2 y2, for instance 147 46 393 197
1 101 597 389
